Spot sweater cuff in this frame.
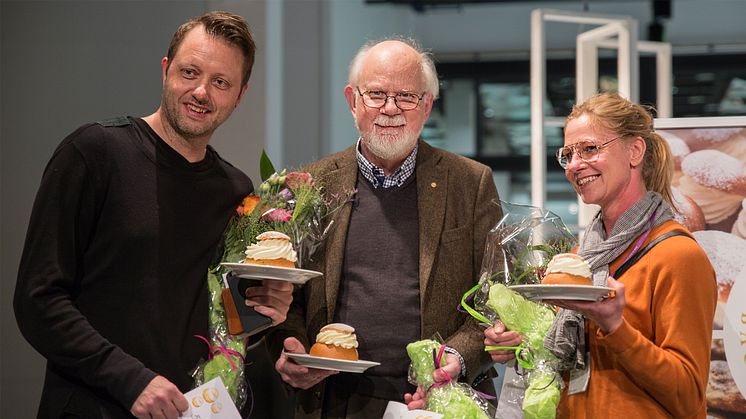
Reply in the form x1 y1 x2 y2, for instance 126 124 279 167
121 368 159 411
444 346 467 379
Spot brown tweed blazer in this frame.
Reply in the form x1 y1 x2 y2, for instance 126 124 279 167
267 140 502 417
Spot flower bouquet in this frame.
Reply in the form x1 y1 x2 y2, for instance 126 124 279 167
406 337 491 419
191 151 353 410
460 201 576 419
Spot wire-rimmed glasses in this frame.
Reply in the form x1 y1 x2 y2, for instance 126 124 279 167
556 137 623 169
356 87 425 111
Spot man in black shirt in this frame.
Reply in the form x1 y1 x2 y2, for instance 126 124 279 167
14 11 292 419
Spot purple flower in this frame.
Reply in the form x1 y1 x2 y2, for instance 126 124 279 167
279 188 294 201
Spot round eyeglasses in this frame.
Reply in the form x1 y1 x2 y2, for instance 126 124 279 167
356 87 425 111
556 137 623 169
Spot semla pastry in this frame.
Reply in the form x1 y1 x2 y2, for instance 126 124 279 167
309 323 359 361
541 253 593 286
244 231 297 268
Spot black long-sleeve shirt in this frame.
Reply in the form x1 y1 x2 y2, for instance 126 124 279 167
14 117 252 417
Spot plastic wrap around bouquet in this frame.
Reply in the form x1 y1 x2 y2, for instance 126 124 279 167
191 151 353 411
460 201 577 419
406 337 491 419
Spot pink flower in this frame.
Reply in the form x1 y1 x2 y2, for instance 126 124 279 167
285 171 314 189
261 207 293 222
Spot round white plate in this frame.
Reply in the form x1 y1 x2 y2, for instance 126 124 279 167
509 284 613 301
220 263 322 285
283 352 380 373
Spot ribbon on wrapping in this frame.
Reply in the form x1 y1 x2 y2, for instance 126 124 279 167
459 283 492 325
484 345 535 370
431 344 453 388
194 334 245 370
430 344 496 401
462 284 537 370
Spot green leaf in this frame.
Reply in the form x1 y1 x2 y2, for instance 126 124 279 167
259 150 276 181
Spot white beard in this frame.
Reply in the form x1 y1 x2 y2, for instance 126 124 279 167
359 115 420 161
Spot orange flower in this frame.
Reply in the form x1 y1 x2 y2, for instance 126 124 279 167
237 195 261 216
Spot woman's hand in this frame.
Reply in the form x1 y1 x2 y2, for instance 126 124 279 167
546 277 626 334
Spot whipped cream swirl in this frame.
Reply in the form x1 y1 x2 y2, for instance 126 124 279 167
546 254 592 278
244 239 297 262
315 328 358 349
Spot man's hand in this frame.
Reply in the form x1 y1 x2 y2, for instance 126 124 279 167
275 337 337 389
484 320 523 363
404 385 428 410
546 277 626 334
404 353 460 410
245 279 293 325
130 376 188 419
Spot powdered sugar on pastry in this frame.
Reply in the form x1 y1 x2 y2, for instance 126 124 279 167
689 128 743 144
692 230 746 304
660 130 690 172
681 150 746 195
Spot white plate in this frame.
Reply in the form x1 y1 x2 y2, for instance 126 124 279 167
283 352 380 373
509 284 613 301
220 263 322 285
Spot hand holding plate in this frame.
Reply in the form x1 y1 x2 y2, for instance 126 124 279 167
275 337 338 389
546 277 626 334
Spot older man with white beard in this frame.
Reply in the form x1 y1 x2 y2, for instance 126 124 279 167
268 38 503 419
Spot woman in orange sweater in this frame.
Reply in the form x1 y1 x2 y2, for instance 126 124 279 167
485 93 717 418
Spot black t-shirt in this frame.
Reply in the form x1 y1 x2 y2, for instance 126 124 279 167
15 117 252 414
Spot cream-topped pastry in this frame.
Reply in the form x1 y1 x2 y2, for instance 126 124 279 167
309 323 359 361
677 176 744 225
693 230 746 305
681 150 746 196
542 253 593 285
660 131 691 186
244 231 297 268
680 127 746 161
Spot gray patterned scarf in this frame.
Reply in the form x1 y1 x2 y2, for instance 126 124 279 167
544 191 674 370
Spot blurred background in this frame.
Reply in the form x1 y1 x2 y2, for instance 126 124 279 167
2 1 745 417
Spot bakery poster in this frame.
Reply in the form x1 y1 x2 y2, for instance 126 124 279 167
656 117 746 418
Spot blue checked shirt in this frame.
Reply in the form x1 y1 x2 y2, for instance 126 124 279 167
355 139 418 188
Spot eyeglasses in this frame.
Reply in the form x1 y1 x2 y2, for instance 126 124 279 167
556 137 623 169
356 87 425 111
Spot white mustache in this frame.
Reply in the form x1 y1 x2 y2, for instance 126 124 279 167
374 115 406 127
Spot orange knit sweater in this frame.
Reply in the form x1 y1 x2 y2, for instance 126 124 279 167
558 221 717 418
